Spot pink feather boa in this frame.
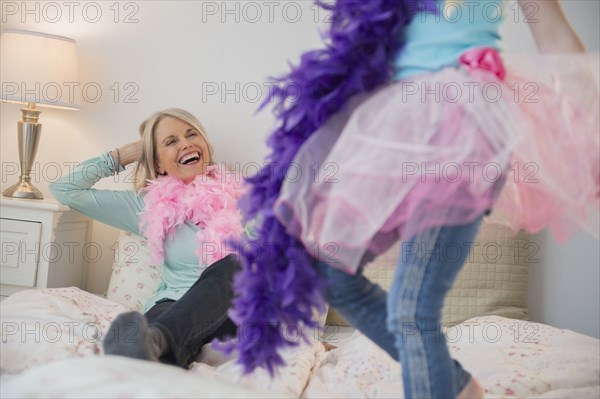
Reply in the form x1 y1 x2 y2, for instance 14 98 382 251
139 164 244 269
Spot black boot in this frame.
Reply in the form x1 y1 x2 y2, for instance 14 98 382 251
103 311 168 361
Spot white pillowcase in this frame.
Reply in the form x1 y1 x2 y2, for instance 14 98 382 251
105 231 161 311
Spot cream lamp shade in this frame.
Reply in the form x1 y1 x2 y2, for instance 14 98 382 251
1 30 80 199
1 30 80 109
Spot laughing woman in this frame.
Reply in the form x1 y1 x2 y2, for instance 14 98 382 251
50 108 244 368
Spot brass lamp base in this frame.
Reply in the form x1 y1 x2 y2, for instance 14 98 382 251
2 102 44 200
3 180 43 199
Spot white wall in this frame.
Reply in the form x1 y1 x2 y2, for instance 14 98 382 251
1 1 598 337
1 0 327 292
500 0 600 339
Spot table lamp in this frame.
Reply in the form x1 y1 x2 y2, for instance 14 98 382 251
1 30 80 199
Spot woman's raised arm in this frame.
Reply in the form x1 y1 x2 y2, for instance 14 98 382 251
49 141 144 234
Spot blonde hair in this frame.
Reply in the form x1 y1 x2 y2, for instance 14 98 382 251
134 108 213 190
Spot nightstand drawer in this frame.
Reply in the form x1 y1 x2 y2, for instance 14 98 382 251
1 218 42 287
0 197 92 297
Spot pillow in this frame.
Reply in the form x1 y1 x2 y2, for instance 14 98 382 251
105 231 161 311
326 220 529 326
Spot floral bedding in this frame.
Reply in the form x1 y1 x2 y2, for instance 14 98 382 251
1 288 598 398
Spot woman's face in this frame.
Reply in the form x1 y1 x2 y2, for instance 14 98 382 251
154 116 211 183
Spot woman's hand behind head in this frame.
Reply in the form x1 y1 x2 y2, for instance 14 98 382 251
120 140 143 166
110 140 142 169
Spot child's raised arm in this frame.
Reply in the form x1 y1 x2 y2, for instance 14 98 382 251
518 0 585 52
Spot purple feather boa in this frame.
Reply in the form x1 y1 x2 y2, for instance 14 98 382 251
228 0 437 374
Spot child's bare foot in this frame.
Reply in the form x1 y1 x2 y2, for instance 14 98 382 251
457 377 484 399
322 342 337 351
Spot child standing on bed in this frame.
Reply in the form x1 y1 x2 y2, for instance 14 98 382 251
228 0 599 398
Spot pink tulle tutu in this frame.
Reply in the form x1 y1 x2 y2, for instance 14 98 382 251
275 52 600 274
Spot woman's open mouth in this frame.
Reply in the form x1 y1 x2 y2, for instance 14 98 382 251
179 152 201 165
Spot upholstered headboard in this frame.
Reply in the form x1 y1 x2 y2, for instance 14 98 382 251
106 220 529 327
326 220 529 326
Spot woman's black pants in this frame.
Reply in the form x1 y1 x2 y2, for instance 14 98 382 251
144 255 239 368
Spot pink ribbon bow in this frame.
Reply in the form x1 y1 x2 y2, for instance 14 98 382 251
459 47 506 81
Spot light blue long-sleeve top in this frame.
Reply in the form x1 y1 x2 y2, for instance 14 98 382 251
394 0 504 80
49 153 216 312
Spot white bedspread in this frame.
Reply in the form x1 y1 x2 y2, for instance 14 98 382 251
1 288 320 398
1 288 599 398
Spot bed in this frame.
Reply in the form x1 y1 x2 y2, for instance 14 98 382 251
1 221 599 398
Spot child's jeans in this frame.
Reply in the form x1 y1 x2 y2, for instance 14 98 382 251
316 215 484 398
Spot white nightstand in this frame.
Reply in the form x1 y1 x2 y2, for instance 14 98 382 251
0 197 93 299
